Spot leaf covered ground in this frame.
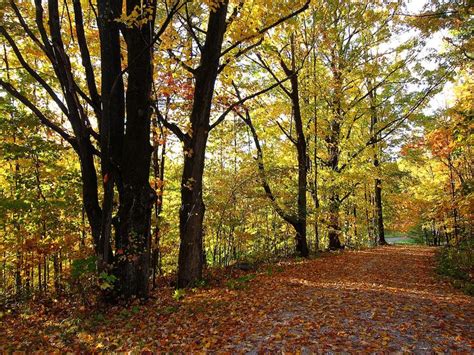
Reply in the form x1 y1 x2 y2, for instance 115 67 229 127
1 246 473 352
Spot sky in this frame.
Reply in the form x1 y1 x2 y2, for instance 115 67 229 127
404 0 456 114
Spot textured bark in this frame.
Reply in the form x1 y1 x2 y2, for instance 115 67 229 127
109 0 156 298
3 0 175 299
177 1 229 288
97 0 124 268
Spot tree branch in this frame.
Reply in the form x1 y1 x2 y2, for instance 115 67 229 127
0 79 77 149
152 102 187 142
218 37 263 74
209 76 291 130
220 0 310 58
73 0 102 117
0 25 69 116
236 108 297 226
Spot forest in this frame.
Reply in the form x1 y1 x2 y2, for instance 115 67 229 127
0 0 472 351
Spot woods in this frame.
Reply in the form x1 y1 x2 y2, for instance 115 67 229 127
0 0 472 351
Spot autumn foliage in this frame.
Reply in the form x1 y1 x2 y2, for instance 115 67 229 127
0 0 472 351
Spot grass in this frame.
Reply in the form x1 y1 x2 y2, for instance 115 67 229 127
385 231 423 245
390 237 418 245
226 274 256 290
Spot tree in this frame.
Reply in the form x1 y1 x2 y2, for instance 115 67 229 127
0 0 181 299
236 29 311 257
307 0 447 248
156 0 310 287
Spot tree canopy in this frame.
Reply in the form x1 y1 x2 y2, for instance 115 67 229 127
0 0 472 338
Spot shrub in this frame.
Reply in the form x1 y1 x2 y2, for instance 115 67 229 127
436 241 474 295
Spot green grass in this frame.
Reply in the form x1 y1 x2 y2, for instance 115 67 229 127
385 231 423 245
390 237 418 245
226 274 256 290
385 231 404 238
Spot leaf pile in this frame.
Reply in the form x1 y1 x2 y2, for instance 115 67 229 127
1 246 472 352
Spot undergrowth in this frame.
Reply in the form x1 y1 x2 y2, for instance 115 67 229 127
436 240 474 296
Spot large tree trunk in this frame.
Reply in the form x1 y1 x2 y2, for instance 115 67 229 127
178 133 207 288
97 0 157 299
113 1 156 298
177 1 229 288
4 0 163 300
97 0 124 269
294 221 309 256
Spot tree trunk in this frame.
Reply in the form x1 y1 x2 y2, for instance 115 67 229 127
291 59 309 257
294 221 308 256
97 0 124 271
177 0 229 288
325 52 343 250
447 156 459 243
53 253 61 293
369 84 387 246
113 3 156 298
328 192 342 250
178 132 208 288
275 35 310 257
374 177 387 245
353 205 358 242
152 119 166 288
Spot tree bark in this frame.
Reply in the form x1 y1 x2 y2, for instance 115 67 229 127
177 0 229 288
97 0 124 268
3 0 185 299
112 0 157 298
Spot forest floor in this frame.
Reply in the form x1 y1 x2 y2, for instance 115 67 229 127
1 245 473 352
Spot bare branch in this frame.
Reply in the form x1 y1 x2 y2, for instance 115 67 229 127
235 106 297 226
0 79 77 148
209 76 291 130
9 0 47 54
0 25 69 116
337 69 451 172
152 102 187 142
218 37 263 74
167 49 197 75
275 120 297 145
